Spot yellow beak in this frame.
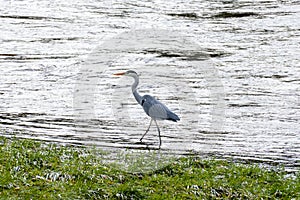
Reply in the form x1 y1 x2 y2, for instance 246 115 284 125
113 72 126 76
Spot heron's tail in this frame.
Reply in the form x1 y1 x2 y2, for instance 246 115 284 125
167 111 180 122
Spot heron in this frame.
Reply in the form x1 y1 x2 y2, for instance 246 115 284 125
114 70 180 148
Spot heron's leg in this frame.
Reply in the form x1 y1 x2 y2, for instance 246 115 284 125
153 119 161 148
140 118 153 142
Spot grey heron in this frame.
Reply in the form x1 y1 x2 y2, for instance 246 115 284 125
114 70 180 148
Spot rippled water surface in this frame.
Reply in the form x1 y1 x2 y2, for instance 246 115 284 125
0 0 299 171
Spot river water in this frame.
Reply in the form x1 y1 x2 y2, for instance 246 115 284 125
0 0 299 172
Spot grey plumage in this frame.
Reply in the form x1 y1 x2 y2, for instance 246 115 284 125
114 70 180 147
141 95 180 122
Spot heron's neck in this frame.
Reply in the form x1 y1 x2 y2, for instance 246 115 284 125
132 75 142 105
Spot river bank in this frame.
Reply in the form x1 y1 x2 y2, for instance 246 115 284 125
0 136 299 199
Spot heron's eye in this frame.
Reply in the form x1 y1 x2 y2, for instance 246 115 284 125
141 99 146 105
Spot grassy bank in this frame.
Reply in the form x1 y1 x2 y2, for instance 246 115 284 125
0 137 299 199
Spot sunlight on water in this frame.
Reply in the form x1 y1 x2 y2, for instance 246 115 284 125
0 0 299 171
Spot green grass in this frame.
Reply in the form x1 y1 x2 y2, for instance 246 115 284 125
0 136 299 199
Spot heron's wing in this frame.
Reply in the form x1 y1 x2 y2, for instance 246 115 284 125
142 95 171 120
148 103 169 119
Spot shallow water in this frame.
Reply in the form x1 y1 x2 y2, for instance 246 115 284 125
0 0 299 171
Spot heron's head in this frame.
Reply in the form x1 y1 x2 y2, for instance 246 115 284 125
113 70 138 77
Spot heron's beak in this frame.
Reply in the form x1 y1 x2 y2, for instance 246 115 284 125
113 72 125 76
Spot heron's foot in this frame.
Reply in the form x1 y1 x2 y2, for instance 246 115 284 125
138 138 147 145
135 140 146 145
